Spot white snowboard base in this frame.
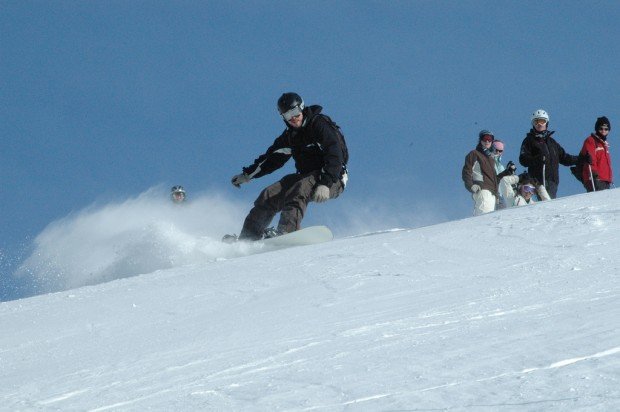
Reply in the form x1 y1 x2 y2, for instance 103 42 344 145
260 225 333 248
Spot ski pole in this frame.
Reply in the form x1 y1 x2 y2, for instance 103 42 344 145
588 164 596 192
542 163 546 188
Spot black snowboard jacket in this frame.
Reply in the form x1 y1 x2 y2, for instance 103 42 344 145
519 129 579 186
242 105 349 188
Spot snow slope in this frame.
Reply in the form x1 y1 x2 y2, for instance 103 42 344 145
1 190 619 411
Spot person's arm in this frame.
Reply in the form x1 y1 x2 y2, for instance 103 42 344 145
242 133 292 179
462 152 476 191
556 140 580 166
536 184 551 201
519 138 538 167
580 137 597 183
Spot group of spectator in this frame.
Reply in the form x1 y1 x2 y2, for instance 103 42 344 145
463 109 612 216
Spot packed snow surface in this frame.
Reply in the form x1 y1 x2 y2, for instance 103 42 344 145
1 189 619 410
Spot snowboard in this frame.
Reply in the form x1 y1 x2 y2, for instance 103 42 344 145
223 225 333 249
260 225 333 248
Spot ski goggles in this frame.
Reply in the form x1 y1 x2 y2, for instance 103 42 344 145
534 118 548 125
480 135 493 143
281 105 303 121
521 184 536 194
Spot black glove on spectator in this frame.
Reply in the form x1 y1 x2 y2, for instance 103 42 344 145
506 161 517 175
579 152 593 165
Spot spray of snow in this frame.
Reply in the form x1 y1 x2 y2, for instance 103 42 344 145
12 186 447 298
13 187 263 295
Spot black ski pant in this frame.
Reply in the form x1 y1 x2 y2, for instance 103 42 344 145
586 179 611 192
239 171 344 240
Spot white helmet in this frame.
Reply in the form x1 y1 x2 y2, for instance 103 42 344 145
531 109 549 125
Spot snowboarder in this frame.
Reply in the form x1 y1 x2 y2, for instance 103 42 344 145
170 185 186 204
462 130 500 216
578 116 612 192
227 92 349 241
518 109 587 199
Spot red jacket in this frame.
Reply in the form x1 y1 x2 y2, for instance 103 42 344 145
580 133 613 184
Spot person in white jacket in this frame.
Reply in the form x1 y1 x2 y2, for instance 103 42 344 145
492 140 519 209
491 139 550 208
514 182 538 206
508 174 551 207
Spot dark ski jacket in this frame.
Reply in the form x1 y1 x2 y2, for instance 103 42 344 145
242 105 349 188
519 129 578 186
462 144 499 196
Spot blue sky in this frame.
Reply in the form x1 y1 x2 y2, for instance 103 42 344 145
1 1 619 276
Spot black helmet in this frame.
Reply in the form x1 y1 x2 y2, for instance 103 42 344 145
277 92 304 115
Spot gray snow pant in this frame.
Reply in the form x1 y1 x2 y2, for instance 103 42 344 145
239 171 344 240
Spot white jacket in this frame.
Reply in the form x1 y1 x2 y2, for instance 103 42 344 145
514 194 535 206
506 183 551 207
499 175 519 208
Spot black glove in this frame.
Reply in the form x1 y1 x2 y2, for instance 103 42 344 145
579 152 593 165
506 161 517 175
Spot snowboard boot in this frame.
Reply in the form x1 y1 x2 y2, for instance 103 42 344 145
262 227 284 239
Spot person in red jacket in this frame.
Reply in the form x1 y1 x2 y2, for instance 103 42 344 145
580 116 613 192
